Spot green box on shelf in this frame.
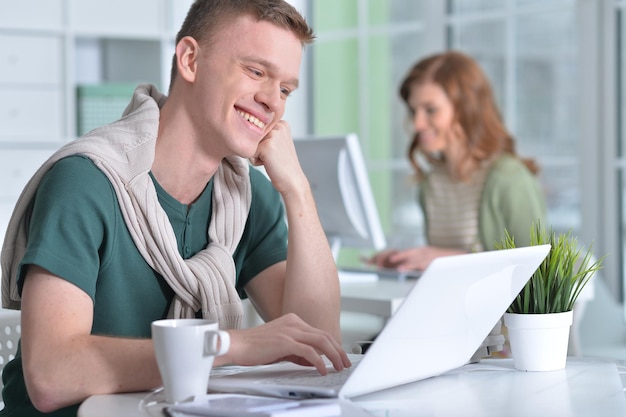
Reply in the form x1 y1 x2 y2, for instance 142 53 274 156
76 83 137 136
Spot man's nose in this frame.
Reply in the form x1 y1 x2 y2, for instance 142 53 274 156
255 82 282 113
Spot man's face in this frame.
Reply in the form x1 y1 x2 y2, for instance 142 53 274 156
187 15 303 158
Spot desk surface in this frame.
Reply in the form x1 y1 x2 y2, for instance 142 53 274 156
340 279 415 317
78 357 626 417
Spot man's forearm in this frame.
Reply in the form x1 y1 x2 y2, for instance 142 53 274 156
281 184 342 342
23 335 161 413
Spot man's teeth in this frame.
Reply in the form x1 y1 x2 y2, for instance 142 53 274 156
237 110 266 129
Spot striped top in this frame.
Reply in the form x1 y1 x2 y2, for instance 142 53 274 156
423 162 490 252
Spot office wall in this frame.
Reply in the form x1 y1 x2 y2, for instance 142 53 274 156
0 0 310 244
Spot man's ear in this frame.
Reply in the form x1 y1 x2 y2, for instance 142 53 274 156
175 36 200 83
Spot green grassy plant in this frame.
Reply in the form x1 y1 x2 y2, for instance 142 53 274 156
495 222 604 314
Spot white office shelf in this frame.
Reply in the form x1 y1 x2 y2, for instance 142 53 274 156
0 0 194 248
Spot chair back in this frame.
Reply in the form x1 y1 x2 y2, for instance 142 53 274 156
0 311 21 408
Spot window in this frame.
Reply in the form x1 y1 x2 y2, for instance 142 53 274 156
448 0 579 236
308 0 624 310
310 0 440 265
615 0 626 306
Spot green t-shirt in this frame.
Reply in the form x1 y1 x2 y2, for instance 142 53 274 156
1 155 288 417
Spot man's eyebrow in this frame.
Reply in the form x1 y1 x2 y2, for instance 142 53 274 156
243 56 300 89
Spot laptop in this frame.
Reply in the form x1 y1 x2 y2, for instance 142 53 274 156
207 245 550 400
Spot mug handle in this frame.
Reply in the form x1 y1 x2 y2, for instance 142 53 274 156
204 330 230 356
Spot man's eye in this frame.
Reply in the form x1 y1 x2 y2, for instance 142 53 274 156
281 87 292 97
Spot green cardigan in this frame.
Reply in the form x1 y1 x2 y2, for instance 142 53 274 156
420 155 547 250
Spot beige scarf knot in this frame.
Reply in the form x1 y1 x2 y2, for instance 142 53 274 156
1 84 249 329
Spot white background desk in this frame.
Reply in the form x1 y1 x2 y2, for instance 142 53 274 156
242 277 414 331
78 358 626 417
340 279 415 318
339 277 415 350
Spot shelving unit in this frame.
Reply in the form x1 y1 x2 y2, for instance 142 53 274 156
0 0 193 239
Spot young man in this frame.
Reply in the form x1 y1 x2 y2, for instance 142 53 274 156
0 1 350 415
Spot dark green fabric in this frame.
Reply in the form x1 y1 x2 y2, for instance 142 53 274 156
1 155 288 416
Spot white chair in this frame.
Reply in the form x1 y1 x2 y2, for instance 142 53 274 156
0 310 21 409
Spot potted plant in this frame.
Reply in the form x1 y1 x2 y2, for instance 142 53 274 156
495 222 604 371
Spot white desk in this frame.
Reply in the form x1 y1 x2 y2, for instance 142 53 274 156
340 279 415 318
78 358 626 417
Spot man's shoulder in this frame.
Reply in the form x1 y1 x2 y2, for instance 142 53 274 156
41 154 115 196
49 154 101 175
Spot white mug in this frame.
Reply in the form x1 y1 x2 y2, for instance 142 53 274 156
151 318 230 404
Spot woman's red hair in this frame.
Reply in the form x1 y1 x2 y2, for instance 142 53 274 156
399 51 539 181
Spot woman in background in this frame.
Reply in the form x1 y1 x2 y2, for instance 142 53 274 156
369 51 546 272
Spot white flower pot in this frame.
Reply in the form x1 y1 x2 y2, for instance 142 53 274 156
503 311 573 372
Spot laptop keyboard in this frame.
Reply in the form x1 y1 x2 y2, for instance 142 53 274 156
260 366 354 387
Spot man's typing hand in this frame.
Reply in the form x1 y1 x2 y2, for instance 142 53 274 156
218 313 351 375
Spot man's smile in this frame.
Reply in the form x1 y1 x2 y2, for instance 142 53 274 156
236 108 267 129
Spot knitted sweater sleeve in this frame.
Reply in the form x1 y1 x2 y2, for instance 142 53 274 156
479 156 547 250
